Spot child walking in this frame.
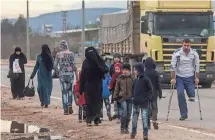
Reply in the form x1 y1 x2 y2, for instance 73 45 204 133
101 72 112 121
113 63 134 134
109 63 122 123
130 62 153 140
144 57 163 129
73 72 86 123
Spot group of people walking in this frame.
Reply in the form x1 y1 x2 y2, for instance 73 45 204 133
8 38 200 140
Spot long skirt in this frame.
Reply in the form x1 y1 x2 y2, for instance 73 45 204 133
10 73 25 98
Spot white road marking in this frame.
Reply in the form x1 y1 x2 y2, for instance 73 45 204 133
1 84 215 137
168 124 215 138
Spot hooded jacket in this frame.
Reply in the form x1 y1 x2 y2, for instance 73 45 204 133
54 40 77 77
132 63 153 107
144 57 162 99
113 74 134 102
102 73 112 99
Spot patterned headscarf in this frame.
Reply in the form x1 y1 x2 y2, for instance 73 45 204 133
59 40 68 51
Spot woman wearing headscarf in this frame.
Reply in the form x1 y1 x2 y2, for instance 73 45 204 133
30 44 54 108
79 46 109 126
9 47 27 99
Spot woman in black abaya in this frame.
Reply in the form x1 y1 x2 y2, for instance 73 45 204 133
9 47 27 99
79 47 108 126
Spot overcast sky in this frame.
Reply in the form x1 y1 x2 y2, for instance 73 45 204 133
1 0 127 18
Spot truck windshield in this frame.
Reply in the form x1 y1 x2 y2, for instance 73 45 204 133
155 13 213 37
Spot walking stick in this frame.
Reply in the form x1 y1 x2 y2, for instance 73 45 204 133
196 85 203 120
166 84 175 121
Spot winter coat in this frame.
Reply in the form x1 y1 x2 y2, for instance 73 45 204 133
132 74 153 108
74 79 85 106
113 74 134 102
102 74 112 99
144 57 162 100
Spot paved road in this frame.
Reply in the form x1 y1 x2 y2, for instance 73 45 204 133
1 65 215 133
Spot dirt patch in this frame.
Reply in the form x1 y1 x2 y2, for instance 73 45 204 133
1 87 129 140
1 86 215 140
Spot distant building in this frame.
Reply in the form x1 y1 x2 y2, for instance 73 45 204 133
50 28 99 42
43 24 53 36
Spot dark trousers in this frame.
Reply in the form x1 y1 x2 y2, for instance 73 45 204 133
100 98 111 118
10 73 25 98
78 105 86 120
151 99 158 122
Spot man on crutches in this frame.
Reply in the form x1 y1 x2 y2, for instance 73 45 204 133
170 39 200 121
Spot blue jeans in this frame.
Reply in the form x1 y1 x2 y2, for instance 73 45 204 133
132 105 149 136
114 101 121 118
176 76 195 117
59 75 74 111
101 98 111 118
120 100 132 130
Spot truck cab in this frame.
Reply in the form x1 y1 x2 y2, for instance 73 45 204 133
139 0 215 88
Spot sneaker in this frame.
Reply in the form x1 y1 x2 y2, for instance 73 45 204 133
179 116 188 121
130 133 135 139
44 105 48 108
189 97 195 102
68 106 73 114
124 129 129 134
143 136 148 140
87 122 92 127
153 122 159 130
107 113 112 121
116 119 121 124
64 110 69 115
111 115 117 120
121 130 125 134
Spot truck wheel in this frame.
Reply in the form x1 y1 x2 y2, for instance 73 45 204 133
202 83 212 88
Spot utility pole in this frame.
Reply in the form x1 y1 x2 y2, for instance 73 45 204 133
81 0 85 62
26 0 30 59
127 0 129 9
62 10 68 39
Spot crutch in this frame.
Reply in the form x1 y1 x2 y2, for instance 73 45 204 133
196 85 203 120
166 84 175 121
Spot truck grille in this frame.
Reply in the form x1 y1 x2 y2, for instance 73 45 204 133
162 44 207 72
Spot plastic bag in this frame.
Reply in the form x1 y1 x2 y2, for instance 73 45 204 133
13 59 22 73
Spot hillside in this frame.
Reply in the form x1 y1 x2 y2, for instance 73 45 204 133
9 8 124 32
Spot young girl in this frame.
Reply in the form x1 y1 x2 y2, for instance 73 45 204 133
73 71 86 123
109 63 122 123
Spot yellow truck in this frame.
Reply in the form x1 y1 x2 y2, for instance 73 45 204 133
100 0 215 88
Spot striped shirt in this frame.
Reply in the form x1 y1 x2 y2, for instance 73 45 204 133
170 47 200 78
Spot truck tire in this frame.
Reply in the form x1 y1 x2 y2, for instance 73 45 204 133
202 83 212 88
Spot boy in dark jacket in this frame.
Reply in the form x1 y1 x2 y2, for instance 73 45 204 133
130 63 153 140
144 57 162 130
113 63 134 134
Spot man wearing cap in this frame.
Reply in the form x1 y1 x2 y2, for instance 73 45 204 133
170 39 200 121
